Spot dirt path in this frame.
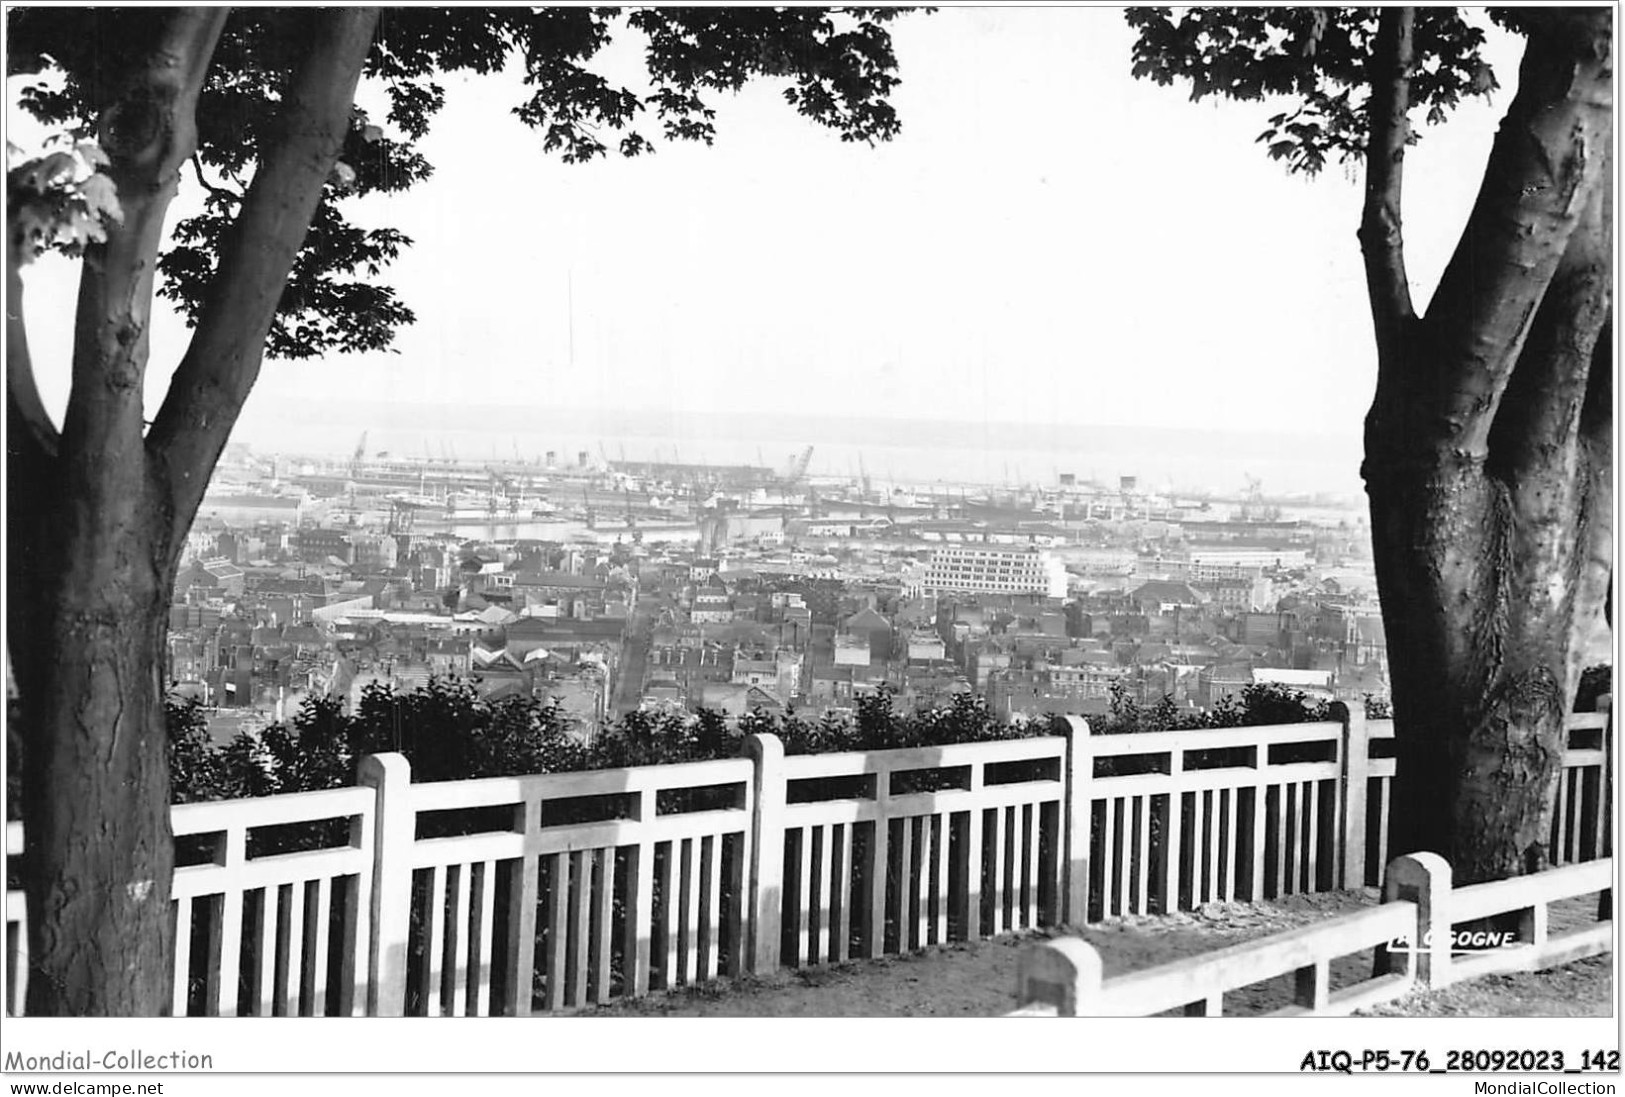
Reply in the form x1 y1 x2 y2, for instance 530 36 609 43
1358 954 1612 1018
582 889 1611 1018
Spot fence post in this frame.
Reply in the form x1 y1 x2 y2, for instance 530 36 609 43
865 754 891 958
961 756 984 943
625 789 657 998
358 752 413 1017
743 732 785 976
505 798 542 1015
1061 716 1091 926
4 822 26 1018
1598 694 1612 919
1014 937 1102 1016
1335 701 1370 890
1381 851 1451 988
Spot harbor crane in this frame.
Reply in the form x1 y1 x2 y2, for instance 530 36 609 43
780 445 812 484
1239 473 1281 522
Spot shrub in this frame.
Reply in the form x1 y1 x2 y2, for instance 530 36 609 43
1083 680 1335 736
160 675 1368 809
1576 664 1613 713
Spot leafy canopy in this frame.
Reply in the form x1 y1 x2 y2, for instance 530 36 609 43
1126 7 1504 175
6 6 912 359
6 137 121 261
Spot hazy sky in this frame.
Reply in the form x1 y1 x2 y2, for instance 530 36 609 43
14 7 1522 453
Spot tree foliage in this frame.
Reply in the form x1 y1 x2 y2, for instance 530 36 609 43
7 6 913 359
1126 7 1498 175
6 139 122 260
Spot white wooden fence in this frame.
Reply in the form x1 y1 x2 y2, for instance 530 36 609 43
391 753 755 1016
1011 852 1615 1016
4 821 24 1017
1084 719 1345 920
1079 703 1612 920
763 733 1072 971
169 784 377 1018
4 701 1612 1016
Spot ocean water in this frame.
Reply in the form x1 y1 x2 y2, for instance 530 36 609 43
431 517 700 542
234 399 1369 502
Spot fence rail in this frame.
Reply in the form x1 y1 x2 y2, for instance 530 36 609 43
1084 719 1346 921
1012 852 1615 1016
169 784 377 1017
1360 709 1611 883
393 754 755 1016
1092 901 1414 1017
771 734 1070 970
4 698 1612 1016
1444 857 1614 985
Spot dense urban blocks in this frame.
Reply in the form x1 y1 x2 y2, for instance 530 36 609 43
159 443 1405 747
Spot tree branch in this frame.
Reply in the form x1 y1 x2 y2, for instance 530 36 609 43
190 153 240 205
1484 147 1611 486
1421 8 1612 454
1569 306 1613 682
56 7 227 548
1358 6 1416 356
147 7 382 553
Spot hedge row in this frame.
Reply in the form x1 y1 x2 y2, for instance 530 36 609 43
164 677 1369 804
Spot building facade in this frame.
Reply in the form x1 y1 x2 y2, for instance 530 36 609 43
919 545 1066 600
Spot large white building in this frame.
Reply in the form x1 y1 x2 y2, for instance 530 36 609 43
195 490 305 527
1181 543 1312 582
920 545 1067 600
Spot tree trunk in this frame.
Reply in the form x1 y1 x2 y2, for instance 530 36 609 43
14 504 179 1014
11 222 181 1012
8 8 222 1015
1363 9 1612 885
8 6 380 1014
1368 451 1598 883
